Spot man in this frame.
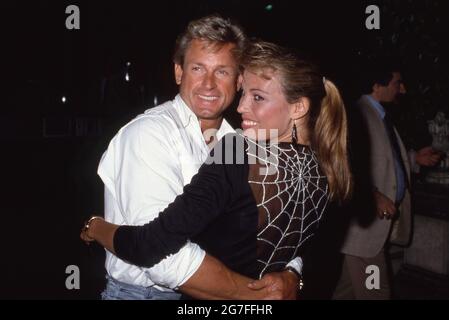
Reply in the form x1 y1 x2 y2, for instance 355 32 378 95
96 15 301 300
334 64 442 299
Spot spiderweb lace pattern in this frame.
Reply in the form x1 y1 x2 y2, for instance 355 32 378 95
245 137 329 278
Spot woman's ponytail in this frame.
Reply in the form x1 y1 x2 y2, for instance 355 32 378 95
312 79 353 202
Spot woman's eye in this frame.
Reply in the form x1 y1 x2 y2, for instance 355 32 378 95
254 95 264 102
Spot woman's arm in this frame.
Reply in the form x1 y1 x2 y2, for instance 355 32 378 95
80 134 296 299
81 218 284 300
97 134 246 268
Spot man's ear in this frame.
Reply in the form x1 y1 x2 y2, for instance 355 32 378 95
174 63 183 85
291 97 310 120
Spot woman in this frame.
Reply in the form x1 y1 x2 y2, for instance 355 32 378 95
82 41 352 299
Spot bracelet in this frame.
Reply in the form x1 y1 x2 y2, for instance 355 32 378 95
284 266 304 291
83 216 103 231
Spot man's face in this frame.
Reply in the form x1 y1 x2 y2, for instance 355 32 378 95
376 72 406 103
175 39 240 120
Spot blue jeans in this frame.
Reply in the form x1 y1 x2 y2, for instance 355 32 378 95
101 275 181 300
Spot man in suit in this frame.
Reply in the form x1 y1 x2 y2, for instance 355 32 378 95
334 64 442 299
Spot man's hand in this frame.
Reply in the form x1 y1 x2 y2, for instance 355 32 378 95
247 270 298 300
374 190 397 220
416 146 443 167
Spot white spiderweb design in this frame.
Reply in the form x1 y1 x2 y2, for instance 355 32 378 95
245 137 329 279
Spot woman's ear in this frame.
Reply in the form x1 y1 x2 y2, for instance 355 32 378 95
291 97 310 120
237 74 243 91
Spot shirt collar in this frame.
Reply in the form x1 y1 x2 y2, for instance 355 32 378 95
364 94 386 119
174 94 199 127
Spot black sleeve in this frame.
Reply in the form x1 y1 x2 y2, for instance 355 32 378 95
114 133 248 268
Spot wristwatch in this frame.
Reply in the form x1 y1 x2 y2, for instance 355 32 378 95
284 266 304 291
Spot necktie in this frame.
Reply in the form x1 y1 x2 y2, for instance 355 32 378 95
383 113 408 188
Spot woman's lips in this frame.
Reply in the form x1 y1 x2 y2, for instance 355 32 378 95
241 119 258 130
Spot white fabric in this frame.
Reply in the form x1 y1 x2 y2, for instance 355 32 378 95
98 94 234 291
286 257 304 275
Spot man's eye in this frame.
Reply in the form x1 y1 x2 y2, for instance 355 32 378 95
192 66 201 71
217 70 229 76
254 95 264 102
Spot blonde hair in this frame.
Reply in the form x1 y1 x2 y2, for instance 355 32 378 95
173 15 247 66
314 79 353 202
241 41 353 202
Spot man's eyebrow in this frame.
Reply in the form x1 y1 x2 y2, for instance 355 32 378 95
188 62 204 66
216 65 235 69
189 62 235 69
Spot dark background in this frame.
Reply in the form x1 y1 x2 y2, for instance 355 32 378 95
1 0 448 299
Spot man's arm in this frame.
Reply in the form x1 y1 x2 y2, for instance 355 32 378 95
180 255 296 300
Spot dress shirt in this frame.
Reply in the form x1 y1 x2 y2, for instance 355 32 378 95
97 94 234 291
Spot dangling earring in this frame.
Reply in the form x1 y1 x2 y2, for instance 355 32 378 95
291 121 298 144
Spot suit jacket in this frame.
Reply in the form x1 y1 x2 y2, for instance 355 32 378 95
340 95 412 258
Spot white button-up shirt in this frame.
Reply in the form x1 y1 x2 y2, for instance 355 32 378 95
98 94 235 291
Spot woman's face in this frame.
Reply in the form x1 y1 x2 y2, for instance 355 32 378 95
237 70 295 142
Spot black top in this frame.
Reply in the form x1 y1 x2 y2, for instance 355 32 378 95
114 133 329 280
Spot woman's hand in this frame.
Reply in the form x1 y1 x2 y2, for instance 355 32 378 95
80 216 118 254
80 228 95 244
80 216 104 244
